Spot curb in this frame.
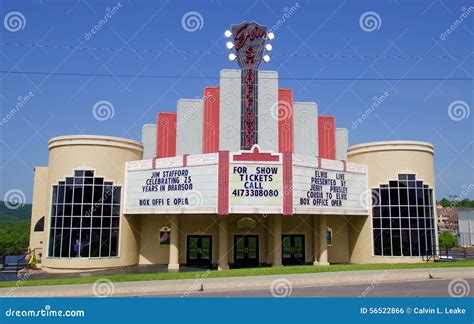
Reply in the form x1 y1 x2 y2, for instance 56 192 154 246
1 267 473 297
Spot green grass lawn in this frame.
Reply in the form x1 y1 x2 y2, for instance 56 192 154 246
1 260 473 288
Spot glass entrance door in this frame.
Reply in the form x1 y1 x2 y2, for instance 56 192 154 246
233 235 259 267
282 234 305 265
186 235 212 267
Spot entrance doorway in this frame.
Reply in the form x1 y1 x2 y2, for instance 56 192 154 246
186 235 212 267
282 234 305 265
233 235 259 267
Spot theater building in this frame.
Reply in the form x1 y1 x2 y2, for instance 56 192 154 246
28 22 438 272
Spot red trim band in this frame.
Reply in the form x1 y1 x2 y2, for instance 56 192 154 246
233 145 280 162
203 87 220 153
278 89 294 153
218 151 230 215
183 154 189 167
318 116 335 160
156 112 177 158
282 152 293 216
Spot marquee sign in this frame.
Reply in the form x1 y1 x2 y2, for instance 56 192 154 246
124 154 219 214
292 155 368 215
229 163 283 212
123 150 368 216
230 22 269 150
293 168 366 208
228 145 283 213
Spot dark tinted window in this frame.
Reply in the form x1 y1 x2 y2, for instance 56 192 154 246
48 170 121 258
34 216 45 232
372 174 435 257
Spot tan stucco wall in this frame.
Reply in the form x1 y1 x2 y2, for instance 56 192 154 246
29 167 48 261
327 216 350 263
347 141 436 264
139 215 170 264
348 141 435 188
40 135 143 272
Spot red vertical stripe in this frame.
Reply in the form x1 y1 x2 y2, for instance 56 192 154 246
183 154 189 167
202 87 220 153
278 89 294 153
156 112 177 158
282 152 293 216
318 116 335 160
218 151 230 215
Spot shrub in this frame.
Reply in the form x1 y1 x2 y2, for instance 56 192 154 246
438 231 458 249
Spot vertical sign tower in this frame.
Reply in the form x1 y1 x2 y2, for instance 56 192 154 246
225 22 273 150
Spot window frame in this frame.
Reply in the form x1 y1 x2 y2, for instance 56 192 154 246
372 174 435 257
47 170 122 259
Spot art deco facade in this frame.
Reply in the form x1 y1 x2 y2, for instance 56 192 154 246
28 23 438 272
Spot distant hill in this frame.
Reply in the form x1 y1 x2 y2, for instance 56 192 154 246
0 202 31 255
0 202 32 223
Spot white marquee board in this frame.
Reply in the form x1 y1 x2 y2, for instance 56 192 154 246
229 163 283 212
124 161 218 214
292 163 367 214
123 152 368 215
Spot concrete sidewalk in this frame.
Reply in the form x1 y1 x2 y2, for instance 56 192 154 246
1 267 473 297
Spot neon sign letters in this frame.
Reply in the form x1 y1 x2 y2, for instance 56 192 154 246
230 22 268 150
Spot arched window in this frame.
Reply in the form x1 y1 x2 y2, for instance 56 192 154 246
34 216 44 232
48 170 121 258
372 174 435 257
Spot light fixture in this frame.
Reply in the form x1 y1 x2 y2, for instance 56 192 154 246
228 53 237 61
226 41 234 50
265 44 272 51
224 30 232 38
267 32 275 40
263 55 270 63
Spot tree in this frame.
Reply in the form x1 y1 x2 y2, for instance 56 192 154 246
437 198 474 208
438 198 451 207
438 230 458 249
0 202 31 255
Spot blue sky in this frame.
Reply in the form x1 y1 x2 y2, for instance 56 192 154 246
0 0 473 202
